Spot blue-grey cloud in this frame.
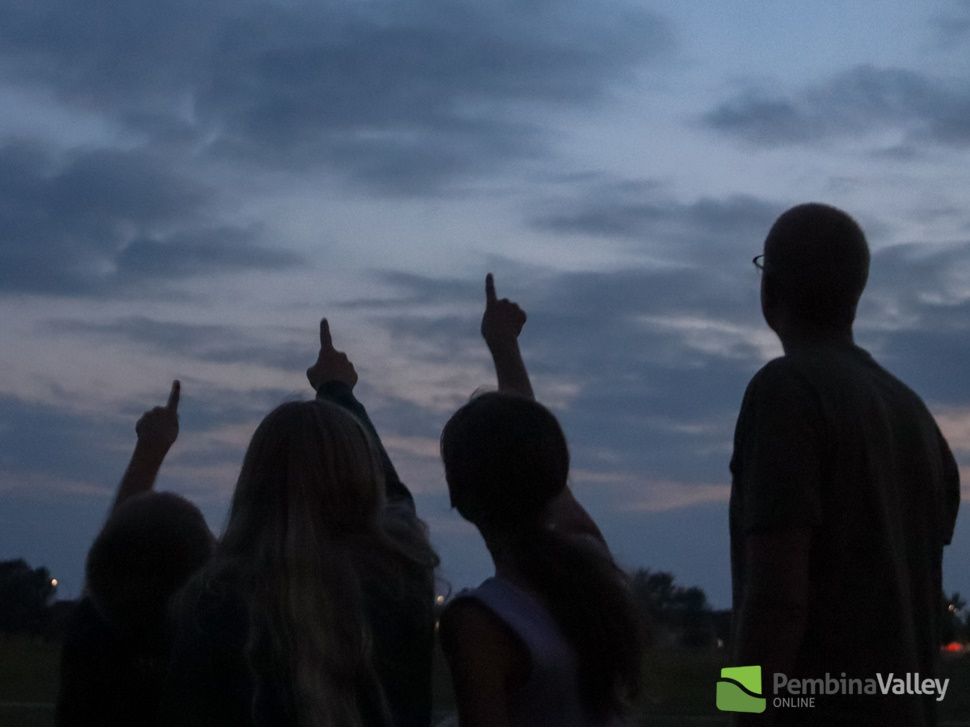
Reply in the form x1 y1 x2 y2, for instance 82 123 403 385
704 65 970 150
860 240 970 406
44 316 311 373
530 176 780 269
0 395 128 487
351 262 761 490
0 1 673 193
0 142 303 294
931 0 970 46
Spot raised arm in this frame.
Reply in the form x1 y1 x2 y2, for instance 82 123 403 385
111 380 180 513
481 273 533 399
307 318 413 509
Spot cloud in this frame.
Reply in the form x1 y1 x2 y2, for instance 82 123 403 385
0 1 673 193
571 470 729 513
115 228 302 282
930 1 970 47
0 141 303 294
45 315 318 381
350 260 767 492
703 65 970 150
0 394 131 487
529 176 780 270
859 240 970 406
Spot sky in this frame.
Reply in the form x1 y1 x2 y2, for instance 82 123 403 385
2 0 970 608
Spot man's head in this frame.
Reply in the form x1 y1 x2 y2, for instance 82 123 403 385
760 203 870 336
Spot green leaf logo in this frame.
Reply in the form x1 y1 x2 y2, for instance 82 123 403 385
716 665 767 713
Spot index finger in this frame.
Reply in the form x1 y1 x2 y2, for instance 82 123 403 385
485 273 497 305
320 318 333 350
166 379 181 412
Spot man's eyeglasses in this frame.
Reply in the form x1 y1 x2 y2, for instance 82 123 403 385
752 254 766 271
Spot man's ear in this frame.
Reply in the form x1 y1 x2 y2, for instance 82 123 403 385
761 273 781 330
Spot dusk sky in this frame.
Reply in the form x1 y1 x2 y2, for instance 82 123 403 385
2 0 969 607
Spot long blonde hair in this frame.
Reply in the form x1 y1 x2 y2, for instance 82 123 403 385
211 399 430 724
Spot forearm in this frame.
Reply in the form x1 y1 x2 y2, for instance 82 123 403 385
112 442 166 513
489 341 534 399
734 591 808 722
315 381 414 509
543 489 606 546
736 592 807 667
733 528 812 722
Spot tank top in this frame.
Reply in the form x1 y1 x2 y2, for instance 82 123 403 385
450 575 610 726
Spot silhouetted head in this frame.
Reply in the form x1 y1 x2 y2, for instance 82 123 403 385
441 392 569 536
221 400 385 557
86 491 213 635
760 203 870 336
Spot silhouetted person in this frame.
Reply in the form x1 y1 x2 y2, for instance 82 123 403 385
730 204 961 725
57 382 215 726
439 275 641 725
162 320 437 725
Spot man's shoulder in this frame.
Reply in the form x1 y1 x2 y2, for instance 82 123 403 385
744 356 815 402
747 345 906 402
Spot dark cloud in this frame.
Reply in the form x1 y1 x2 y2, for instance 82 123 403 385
703 65 970 150
0 141 303 294
44 316 311 372
115 228 302 281
859 240 970 406
0 1 673 193
0 394 128 486
529 176 780 269
343 270 477 309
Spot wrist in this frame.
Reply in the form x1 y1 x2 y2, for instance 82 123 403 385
133 439 170 464
486 337 520 355
314 378 355 394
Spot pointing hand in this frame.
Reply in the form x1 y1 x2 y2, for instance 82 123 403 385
481 273 527 351
306 318 359 390
134 380 180 458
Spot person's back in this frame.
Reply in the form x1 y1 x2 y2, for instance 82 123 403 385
57 596 170 726
731 342 958 723
730 203 959 725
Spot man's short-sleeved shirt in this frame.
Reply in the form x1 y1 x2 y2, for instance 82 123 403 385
730 342 960 724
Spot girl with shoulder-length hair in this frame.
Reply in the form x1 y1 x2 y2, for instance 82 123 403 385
439 276 642 726
164 321 437 726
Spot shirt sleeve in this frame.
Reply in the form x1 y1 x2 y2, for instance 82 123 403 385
732 361 826 535
315 381 415 512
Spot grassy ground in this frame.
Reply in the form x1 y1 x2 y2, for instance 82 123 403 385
0 635 59 726
635 647 731 725
1 635 968 725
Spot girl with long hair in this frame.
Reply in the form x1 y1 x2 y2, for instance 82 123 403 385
439 276 642 725
163 320 437 725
